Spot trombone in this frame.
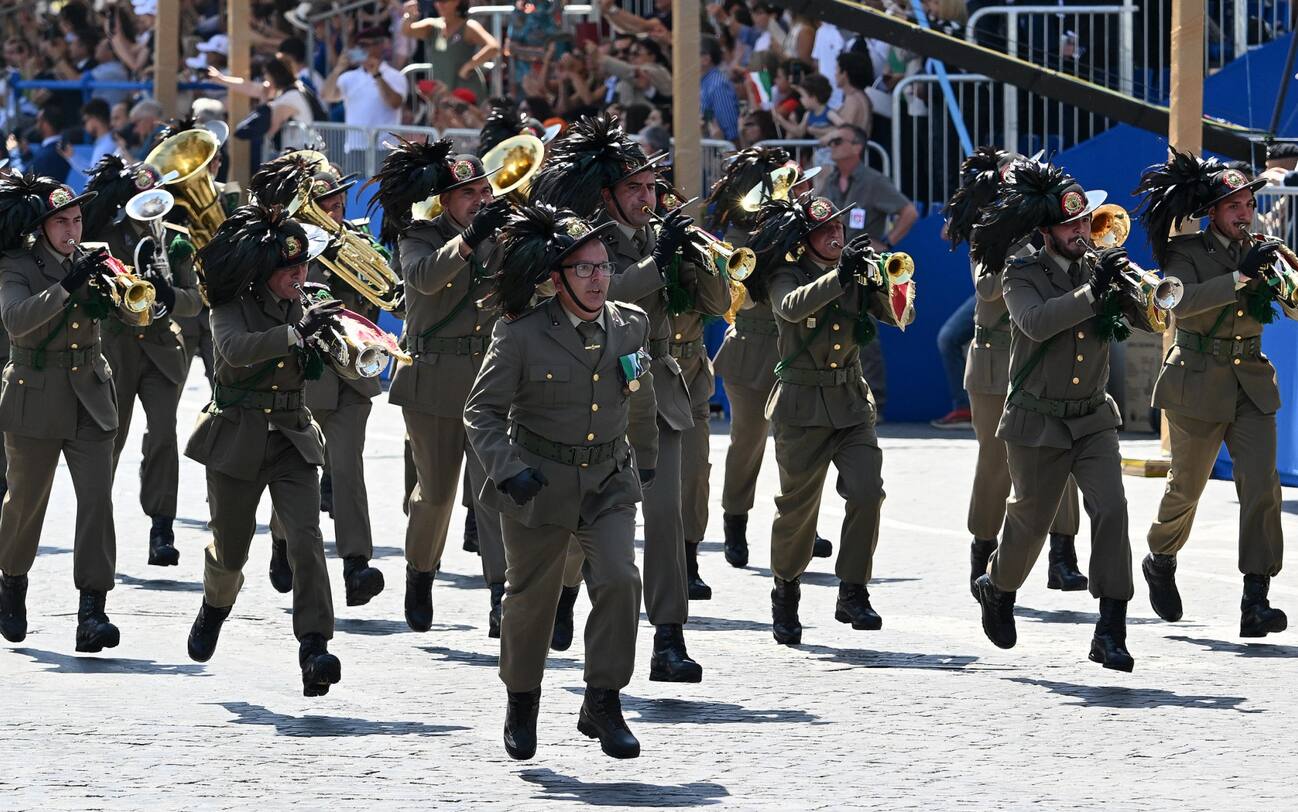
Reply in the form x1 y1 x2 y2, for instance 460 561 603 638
641 197 756 282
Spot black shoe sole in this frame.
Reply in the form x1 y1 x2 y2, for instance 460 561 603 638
1046 575 1089 591
405 612 433 633
1241 616 1288 638
577 714 640 759
772 628 801 645
834 608 883 630
1088 642 1135 672
345 572 385 607
812 542 833 558
148 551 180 567
648 661 703 683
550 632 573 652
688 585 713 601
188 641 217 663
724 548 748 568
0 621 26 643
504 734 536 760
75 627 120 654
303 659 342 697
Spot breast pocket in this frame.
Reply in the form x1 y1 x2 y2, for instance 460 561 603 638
528 364 571 405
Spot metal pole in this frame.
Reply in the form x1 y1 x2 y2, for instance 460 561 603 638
154 0 179 114
1119 5 1134 95
1004 11 1018 153
1269 26 1298 135
227 0 252 192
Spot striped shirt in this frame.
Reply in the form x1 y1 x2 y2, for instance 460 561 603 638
700 67 740 142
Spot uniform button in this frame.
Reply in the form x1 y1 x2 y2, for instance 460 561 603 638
1237 310 1245 317
1072 377 1080 384
591 403 599 412
271 384 279 390
829 362 838 369
1076 331 1085 339
71 366 77 372
446 282 454 288
70 322 78 329
580 463 589 468
1234 358 1242 365
17 379 23 385
1076 354 1084 362
587 432 595 441
1235 336 1243 341
545 372 553 380
137 334 144 340
592 373 599 381
264 408 272 414
70 343 78 349
474 325 481 332
674 332 682 340
277 361 285 368
833 343 841 350
832 323 840 331
984 343 992 348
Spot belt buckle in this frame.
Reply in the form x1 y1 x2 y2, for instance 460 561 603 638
572 445 592 467
1230 339 1246 358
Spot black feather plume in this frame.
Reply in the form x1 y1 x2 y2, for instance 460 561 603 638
703 146 791 234
528 114 646 219
0 173 53 251
945 146 1006 249
197 204 304 306
477 99 527 157
493 203 569 316
744 197 810 304
971 161 1072 276
79 154 137 241
1131 149 1218 266
249 153 318 208
153 114 198 150
363 136 454 246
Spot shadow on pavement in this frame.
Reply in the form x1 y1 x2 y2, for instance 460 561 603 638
333 617 420 636
116 574 204 592
587 691 824 725
685 615 771 633
1166 635 1298 658
1016 605 1164 626
435 570 487 590
14 647 208 676
518 768 728 807
36 546 73 556
1007 677 1262 712
798 643 979 670
214 701 469 737
324 542 403 559
745 569 921 588
418 645 582 670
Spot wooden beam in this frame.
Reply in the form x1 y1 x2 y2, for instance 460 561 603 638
226 0 252 193
153 0 178 117
672 0 701 219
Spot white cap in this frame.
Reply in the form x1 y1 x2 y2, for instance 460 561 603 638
196 34 229 54
132 0 158 16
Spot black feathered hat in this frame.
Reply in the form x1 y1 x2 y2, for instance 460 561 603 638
80 154 165 240
311 171 357 201
0 173 57 251
478 100 527 157
703 145 791 233
30 183 98 230
945 146 1020 249
492 202 617 317
363 136 455 245
196 204 309 306
744 193 850 303
249 152 319 208
527 113 666 219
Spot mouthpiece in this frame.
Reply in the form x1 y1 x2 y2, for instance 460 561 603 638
829 240 843 249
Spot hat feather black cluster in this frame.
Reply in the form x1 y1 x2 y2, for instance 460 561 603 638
0 173 53 251
249 153 317 209
945 146 1007 249
744 196 811 304
197 204 307 307
152 114 198 150
703 146 791 234
477 99 528 158
1130 149 1219 266
492 202 571 317
364 136 454 246
528 114 647 219
79 154 139 241
970 161 1073 276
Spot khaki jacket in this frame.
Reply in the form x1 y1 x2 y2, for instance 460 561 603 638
713 226 779 394
389 215 497 418
1153 231 1298 422
185 285 325 481
464 297 655 531
964 243 1033 396
765 254 914 428
667 255 732 413
997 251 1155 448
0 240 118 439
303 262 384 410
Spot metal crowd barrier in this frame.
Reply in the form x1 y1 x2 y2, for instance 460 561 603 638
1255 186 1298 246
754 137 891 179
890 74 1000 207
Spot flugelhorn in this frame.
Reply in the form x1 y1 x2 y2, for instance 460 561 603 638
74 240 157 326
642 199 756 282
840 241 915 288
293 282 410 379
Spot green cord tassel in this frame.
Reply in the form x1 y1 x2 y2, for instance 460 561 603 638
1247 286 1278 324
1095 293 1132 343
167 235 195 266
852 309 878 346
664 256 695 316
299 347 325 381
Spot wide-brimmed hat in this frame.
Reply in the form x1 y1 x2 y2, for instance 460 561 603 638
442 154 498 193
31 184 97 229
971 161 1099 276
1134 149 1267 264
528 114 662 219
310 170 357 201
492 203 618 316
1192 165 1266 217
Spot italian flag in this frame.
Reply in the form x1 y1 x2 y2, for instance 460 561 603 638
747 70 774 110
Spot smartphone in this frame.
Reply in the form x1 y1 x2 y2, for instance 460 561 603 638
347 46 367 63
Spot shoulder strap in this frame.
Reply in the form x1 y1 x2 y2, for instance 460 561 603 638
772 309 832 378
1006 334 1056 403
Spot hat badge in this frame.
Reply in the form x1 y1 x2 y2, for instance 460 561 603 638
311 179 332 197
133 167 157 190
1061 190 1085 217
284 235 302 256
452 160 476 181
565 219 591 238
48 187 73 208
1221 169 1247 190
808 198 831 222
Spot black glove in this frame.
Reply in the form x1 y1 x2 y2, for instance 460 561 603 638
1089 246 1128 298
1239 240 1283 279
638 467 655 486
61 247 107 293
295 297 343 340
461 199 512 249
837 234 878 287
651 208 693 270
151 273 176 314
501 467 549 506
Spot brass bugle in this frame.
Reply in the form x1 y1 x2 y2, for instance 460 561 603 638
71 240 157 322
641 201 756 282
849 250 915 289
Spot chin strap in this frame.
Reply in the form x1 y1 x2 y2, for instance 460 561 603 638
557 270 603 315
807 241 838 265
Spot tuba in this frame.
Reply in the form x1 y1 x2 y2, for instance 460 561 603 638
483 133 545 205
75 241 157 326
294 282 410 379
146 128 225 249
1089 203 1183 332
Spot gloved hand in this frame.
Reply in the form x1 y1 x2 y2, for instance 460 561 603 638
151 273 176 314
461 199 512 249
837 234 878 287
1089 246 1128 299
1239 240 1283 279
61 247 108 293
501 467 549 505
651 208 693 270
638 467 655 486
295 297 343 340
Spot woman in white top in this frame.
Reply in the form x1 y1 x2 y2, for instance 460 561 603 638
208 58 316 149
782 14 816 62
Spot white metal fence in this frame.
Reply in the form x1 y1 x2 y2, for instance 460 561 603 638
889 74 1001 207
1255 186 1298 243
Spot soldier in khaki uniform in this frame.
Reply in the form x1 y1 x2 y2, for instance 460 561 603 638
1134 152 1293 637
183 206 342 697
370 138 513 635
969 162 1157 671
465 203 651 761
747 193 915 646
944 147 1084 596
528 114 708 682
0 178 121 652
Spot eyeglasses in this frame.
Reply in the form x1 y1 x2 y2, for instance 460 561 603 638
827 137 845 147
562 261 615 278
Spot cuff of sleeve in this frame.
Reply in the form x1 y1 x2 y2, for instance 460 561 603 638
1080 285 1095 304
1234 271 1247 289
287 324 302 347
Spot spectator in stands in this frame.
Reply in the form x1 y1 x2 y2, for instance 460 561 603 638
739 109 778 146
128 99 164 159
321 27 406 156
812 21 845 105
106 1 154 78
834 51 873 136
700 35 740 141
819 123 916 248
81 98 117 166
506 0 565 89
210 58 319 150
68 28 99 74
277 37 324 93
400 0 500 103
750 2 786 54
599 0 672 51
110 100 129 133
29 103 72 182
553 49 604 119
783 13 816 62
593 36 672 109
34 28 85 129
773 72 833 139
90 35 131 107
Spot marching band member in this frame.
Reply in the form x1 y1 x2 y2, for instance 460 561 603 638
0 175 121 652
465 202 652 761
183 204 343 696
747 193 915 645
969 162 1156 670
369 137 513 636
1134 151 1294 637
944 147 1084 597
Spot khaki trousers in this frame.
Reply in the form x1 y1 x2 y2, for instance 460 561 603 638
403 409 505 584
680 401 711 543
0 406 116 591
968 391 1080 541
1147 394 1284 576
720 380 771 516
770 420 883 585
990 430 1133 600
499 506 641 692
204 431 334 640
106 340 184 519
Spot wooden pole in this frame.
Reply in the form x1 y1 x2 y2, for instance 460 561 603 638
152 0 178 118
226 0 252 193
672 0 701 219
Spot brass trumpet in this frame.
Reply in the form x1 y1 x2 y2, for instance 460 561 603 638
1251 232 1298 307
835 239 914 288
642 202 756 282
1089 203 1183 331
74 240 157 326
294 283 410 379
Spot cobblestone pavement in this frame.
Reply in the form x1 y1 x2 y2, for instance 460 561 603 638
3 369 1297 810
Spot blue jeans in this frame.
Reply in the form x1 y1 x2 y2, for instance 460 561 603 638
937 294 976 410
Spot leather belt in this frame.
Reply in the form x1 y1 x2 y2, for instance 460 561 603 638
647 338 670 359
732 313 779 337
10 343 99 369
1174 328 1261 361
212 384 304 412
774 361 861 387
512 423 617 468
1008 388 1105 419
669 338 706 359
973 324 1011 350
410 334 489 356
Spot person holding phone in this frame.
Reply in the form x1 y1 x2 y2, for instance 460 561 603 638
321 28 407 156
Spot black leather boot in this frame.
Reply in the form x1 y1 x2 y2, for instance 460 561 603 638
577 687 640 759
299 633 342 697
722 513 748 568
771 577 802 645
1046 534 1088 591
319 470 334 518
649 623 702 682
74 590 120 653
974 574 1016 649
504 687 541 760
0 572 28 643
404 564 435 632
147 515 179 567
463 508 479 554
685 541 712 600
551 584 579 651
343 556 384 607
268 537 293 594
1089 597 1134 672
488 582 505 639
1142 553 1182 622
970 538 996 601
813 533 833 558
834 582 883 630
1241 574 1288 638
187 601 231 662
